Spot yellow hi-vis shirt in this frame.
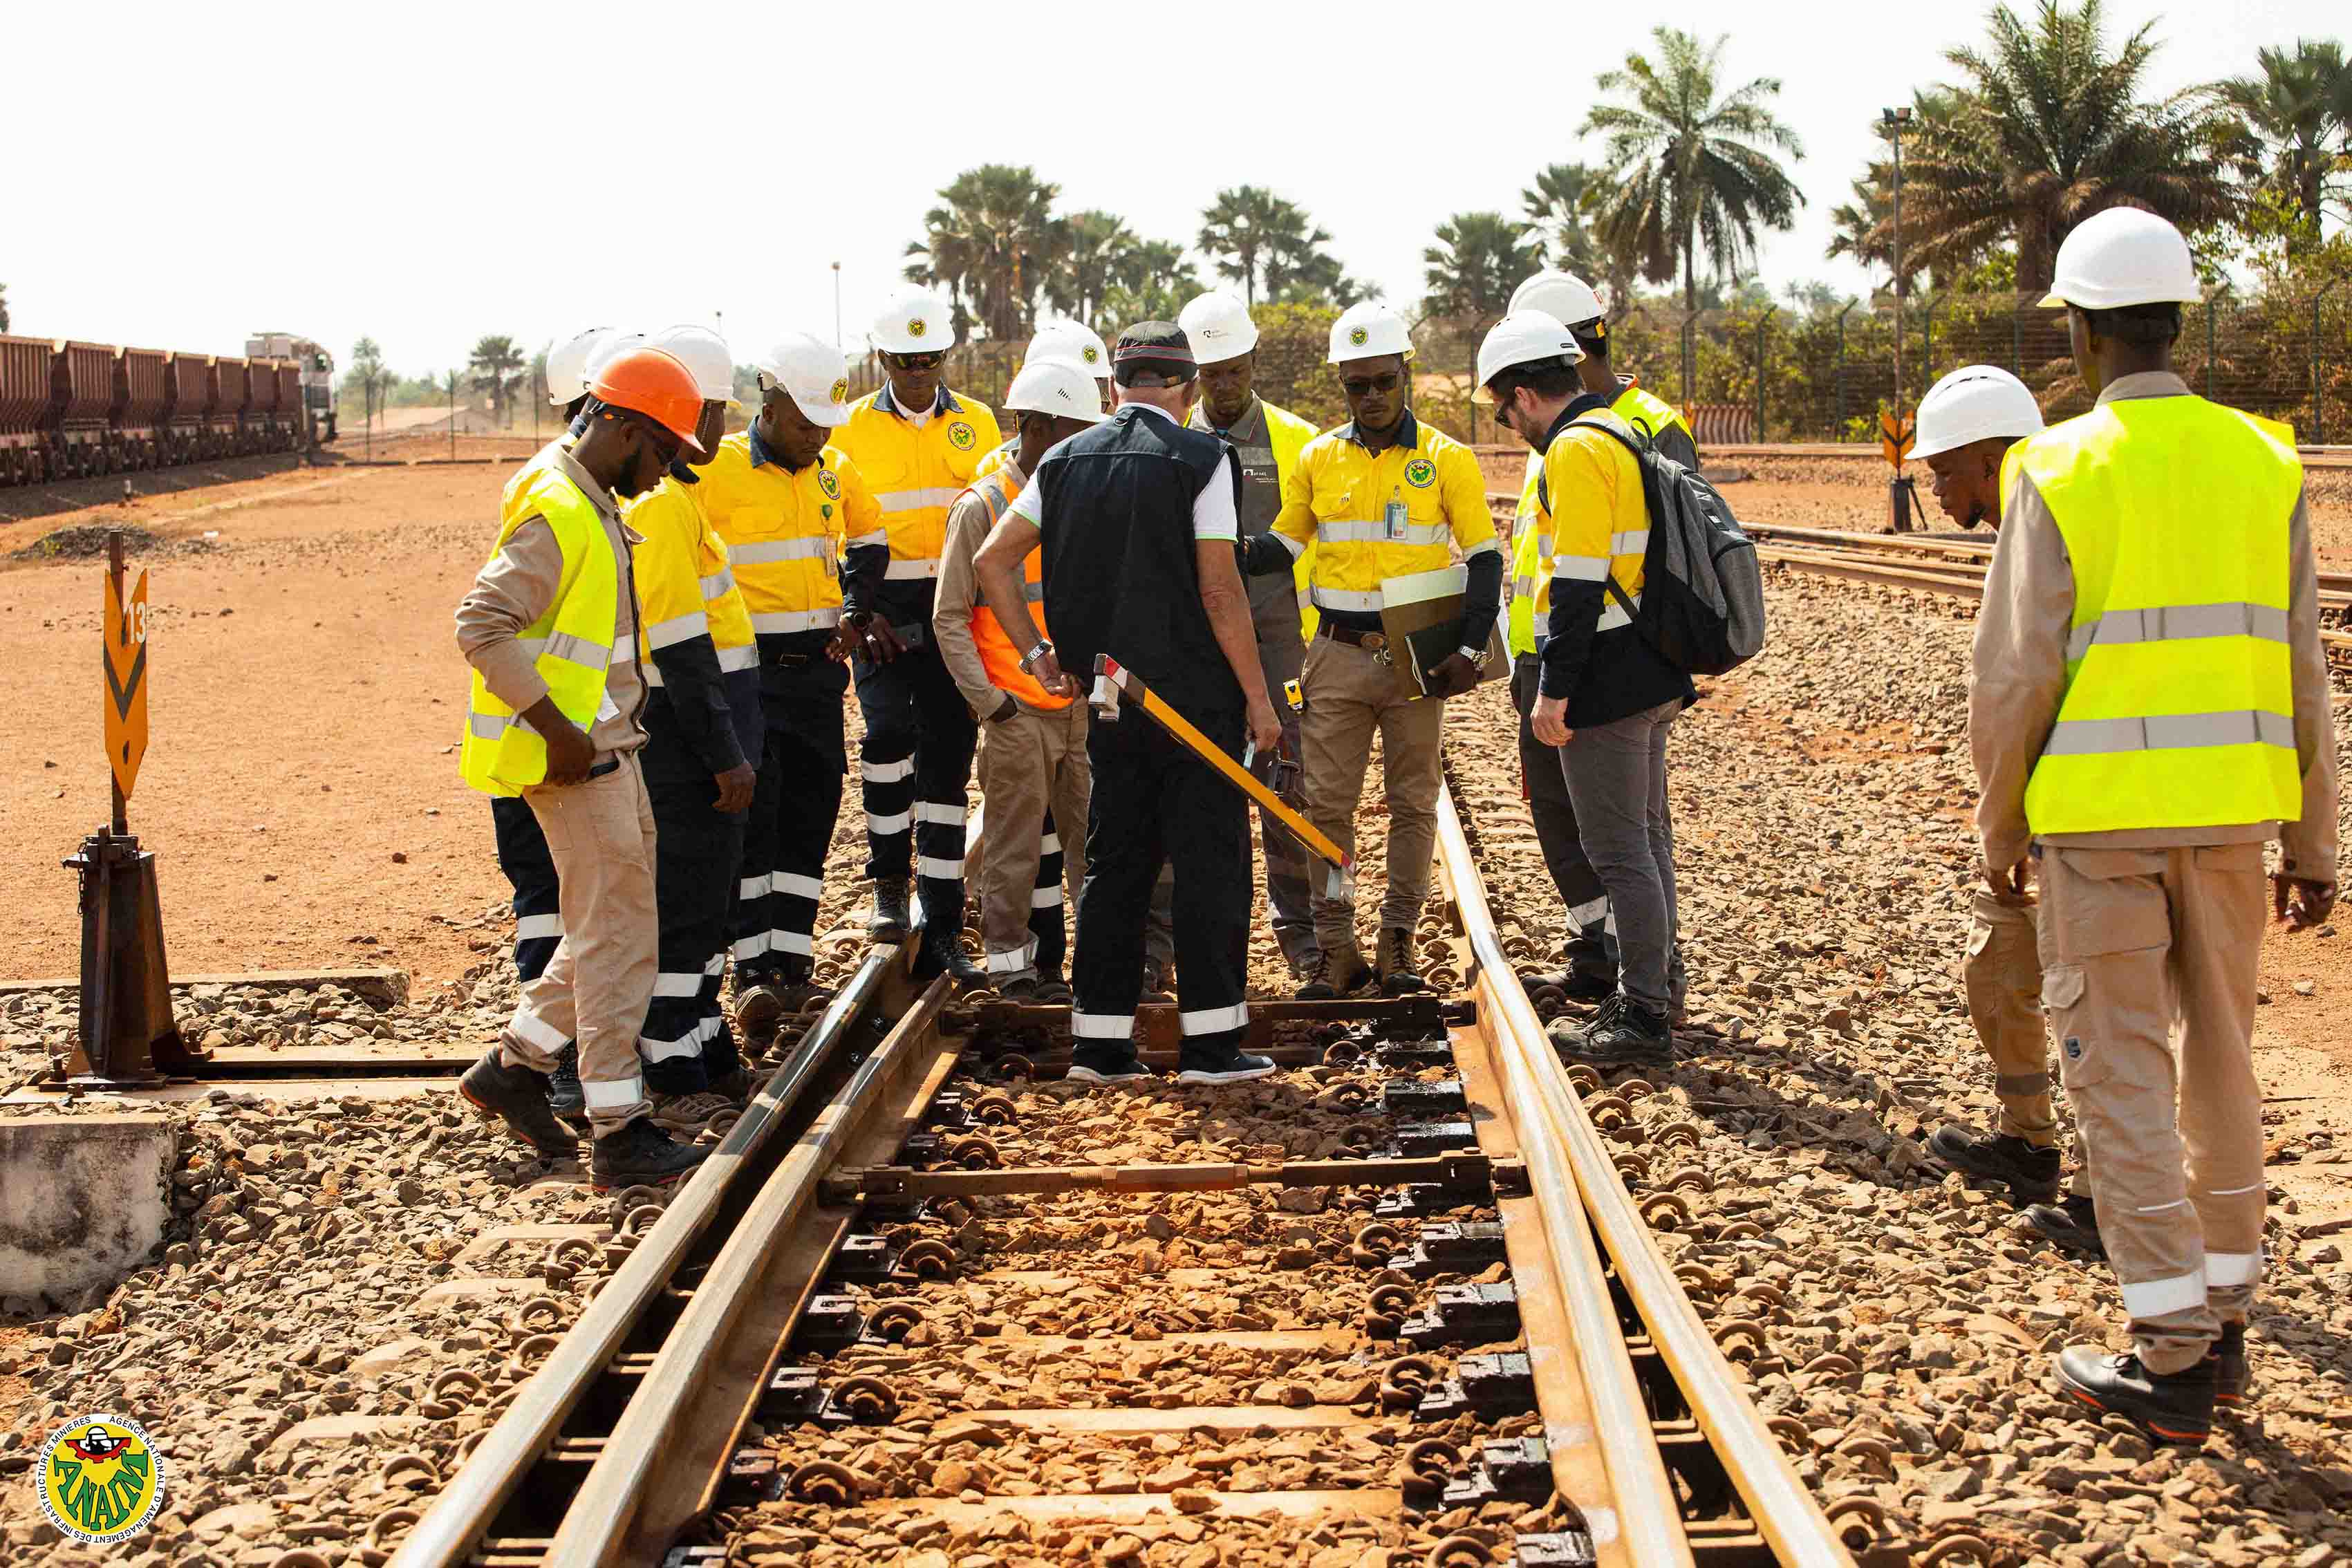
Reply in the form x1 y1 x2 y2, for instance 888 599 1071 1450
626 474 756 682
835 383 1002 584
2013 396 2304 834
1269 410 1496 613
1539 409 1650 633
696 430 877 635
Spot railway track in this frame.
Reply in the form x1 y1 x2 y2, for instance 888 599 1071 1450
373 797 1902 1568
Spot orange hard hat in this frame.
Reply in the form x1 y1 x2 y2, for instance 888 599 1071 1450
587 346 707 453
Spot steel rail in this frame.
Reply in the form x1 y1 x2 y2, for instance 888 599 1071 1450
386 938 908 1568
1435 785 1863 1568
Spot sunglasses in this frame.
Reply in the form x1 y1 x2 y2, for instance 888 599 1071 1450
613 410 684 467
1339 371 1403 398
888 351 946 371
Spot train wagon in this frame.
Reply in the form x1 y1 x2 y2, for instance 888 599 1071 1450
211 356 252 456
113 347 171 470
0 335 51 486
55 341 118 477
161 352 214 465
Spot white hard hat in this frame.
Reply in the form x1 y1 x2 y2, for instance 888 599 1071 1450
1910 366 2044 460
2040 207 2201 311
586 330 644 380
1177 290 1259 365
1328 301 1414 365
651 324 738 405
1509 270 1607 331
1025 321 1111 378
1003 360 1108 424
1475 310 1585 397
870 288 952 355
546 326 616 406
752 333 855 429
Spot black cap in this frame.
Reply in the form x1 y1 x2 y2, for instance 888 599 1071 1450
1112 321 1197 385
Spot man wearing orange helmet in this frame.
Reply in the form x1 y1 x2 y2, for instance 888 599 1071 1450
454 346 716 1191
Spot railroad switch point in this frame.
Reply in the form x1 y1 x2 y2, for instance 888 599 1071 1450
1382 1078 1468 1117
1515 1529 1600 1567
1395 1117 1479 1157
1401 1281 1520 1348
1441 1435 1554 1507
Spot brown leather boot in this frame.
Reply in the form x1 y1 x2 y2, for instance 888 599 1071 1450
1375 928 1426 996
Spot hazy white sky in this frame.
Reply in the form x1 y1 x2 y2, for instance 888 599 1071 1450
4 0 2321 378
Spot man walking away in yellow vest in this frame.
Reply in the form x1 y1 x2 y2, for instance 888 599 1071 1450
1972 208 2338 1446
453 346 715 1192
1181 290 1326 980
1244 303 1502 998
1500 272 1699 1008
933 361 1105 999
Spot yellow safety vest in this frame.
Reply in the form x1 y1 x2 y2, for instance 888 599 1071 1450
1509 384 1691 657
698 432 872 635
835 386 1002 583
460 458 619 796
625 475 757 683
1273 413 1496 613
2016 396 2304 834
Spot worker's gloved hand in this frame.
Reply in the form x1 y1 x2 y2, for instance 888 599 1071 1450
712 763 756 814
525 697 596 785
856 617 905 665
2274 874 2337 928
1425 653 1479 699
1246 696 1282 756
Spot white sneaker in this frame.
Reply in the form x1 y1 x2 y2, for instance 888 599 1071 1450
1175 1052 1278 1085
1066 1058 1156 1085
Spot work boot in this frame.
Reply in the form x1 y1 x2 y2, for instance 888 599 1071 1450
1033 967 1074 1005
2054 1346 2214 1447
915 924 986 989
2212 1323 2250 1408
651 1090 734 1135
1527 935 1616 1002
1928 1125 2062 1202
1376 928 1426 996
1553 994 1674 1070
2024 1193 2106 1258
590 1117 709 1191
459 1049 579 1158
1296 946 1372 1001
548 1043 588 1130
995 974 1047 1004
1067 1047 1157 1085
1176 1048 1279 1085
734 980 788 1040
1139 958 1175 1005
868 879 911 943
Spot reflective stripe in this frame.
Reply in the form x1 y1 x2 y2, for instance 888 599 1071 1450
864 758 915 783
470 711 519 740
2066 601 2292 662
1039 833 1062 857
875 486 963 514
717 644 760 673
1596 590 1642 633
581 1073 646 1110
1269 533 1305 559
2208 1182 2264 1196
509 1007 569 1053
1512 575 1538 598
733 932 772 960
913 802 967 827
1537 532 1553 558
1071 1011 1134 1040
640 1028 704 1063
1023 581 1045 604
642 662 665 689
704 953 727 975
2042 710 2295 757
1565 895 1607 933
844 529 888 551
866 810 911 834
885 557 940 579
752 609 841 634
1995 1071 2052 1097
515 913 563 941
516 630 612 666
609 646 637 667
773 872 825 899
651 971 703 998
774 929 814 957
729 536 834 564
645 610 711 650
1312 586 1384 612
1610 529 1650 557
2120 1269 2206 1319
1463 536 1502 559
1318 519 1449 547
1529 610 1551 639
1031 884 1063 909
986 940 1039 974
2205 1249 2262 1287
916 855 964 879
1553 554 1611 583
700 568 738 599
1179 1002 1250 1036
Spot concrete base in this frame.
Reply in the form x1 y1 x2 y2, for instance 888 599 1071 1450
0 1113 177 1309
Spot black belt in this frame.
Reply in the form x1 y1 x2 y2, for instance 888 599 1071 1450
1316 620 1388 652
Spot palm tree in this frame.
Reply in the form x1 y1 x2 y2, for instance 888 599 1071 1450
1583 27 1807 315
1901 0 2239 293
468 335 526 428
0 281 9 333
1197 186 1291 305
1049 211 1139 330
1101 240 1205 328
1423 213 1541 328
2216 38 2352 241
904 165 1065 342
1520 162 1608 283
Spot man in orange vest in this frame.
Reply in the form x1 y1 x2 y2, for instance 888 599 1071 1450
933 361 1106 999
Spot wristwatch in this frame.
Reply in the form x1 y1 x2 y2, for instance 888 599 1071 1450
1018 639 1054 671
843 610 875 631
1459 644 1491 671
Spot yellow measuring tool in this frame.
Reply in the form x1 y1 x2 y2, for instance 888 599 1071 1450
1091 654 1355 900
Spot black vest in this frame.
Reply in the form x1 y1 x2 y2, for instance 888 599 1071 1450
1036 407 1243 721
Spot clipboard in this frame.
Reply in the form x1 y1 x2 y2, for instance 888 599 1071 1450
1377 565 1509 700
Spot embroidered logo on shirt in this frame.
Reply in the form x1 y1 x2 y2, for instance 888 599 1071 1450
1403 457 1437 489
817 469 840 500
948 422 976 451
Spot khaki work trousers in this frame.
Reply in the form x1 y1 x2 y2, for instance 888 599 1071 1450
1965 891 2060 1144
1299 635 1446 956
2038 841 2268 1373
976 698 1090 983
499 754 658 1137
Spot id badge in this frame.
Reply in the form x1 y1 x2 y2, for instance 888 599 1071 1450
1384 497 1409 540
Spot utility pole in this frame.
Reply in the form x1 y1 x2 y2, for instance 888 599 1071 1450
832 261 843 349
1880 104 1916 532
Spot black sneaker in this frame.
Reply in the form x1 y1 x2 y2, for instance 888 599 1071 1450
2055 1345 2214 1447
459 1049 579 1157
1555 996 1674 1069
590 1117 710 1192
548 1043 586 1126
1928 1125 2062 1202
868 879 911 942
1067 1052 1157 1085
2025 1193 2106 1258
1033 970 1074 1005
1175 1050 1278 1085
1526 964 1617 1003
2212 1323 2249 1408
915 925 986 988
1296 950 1372 1001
